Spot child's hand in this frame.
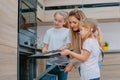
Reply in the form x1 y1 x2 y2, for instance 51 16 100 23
61 49 71 56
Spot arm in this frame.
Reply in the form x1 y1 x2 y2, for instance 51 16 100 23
61 49 90 62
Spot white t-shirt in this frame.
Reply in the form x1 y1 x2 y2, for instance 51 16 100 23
43 27 71 65
80 38 100 80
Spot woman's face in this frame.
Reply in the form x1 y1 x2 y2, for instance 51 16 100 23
54 13 65 28
69 16 80 31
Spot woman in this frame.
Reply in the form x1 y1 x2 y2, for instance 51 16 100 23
63 8 87 72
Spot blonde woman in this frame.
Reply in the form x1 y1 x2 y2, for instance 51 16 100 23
62 8 86 72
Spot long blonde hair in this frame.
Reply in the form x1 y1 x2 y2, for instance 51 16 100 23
80 18 103 48
69 8 86 53
92 23 104 48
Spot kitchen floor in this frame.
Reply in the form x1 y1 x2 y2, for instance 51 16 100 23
68 53 120 80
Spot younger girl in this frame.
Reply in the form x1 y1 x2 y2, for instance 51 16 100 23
61 18 101 80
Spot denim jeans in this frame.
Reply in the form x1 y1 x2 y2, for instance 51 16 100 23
90 77 100 80
42 65 68 80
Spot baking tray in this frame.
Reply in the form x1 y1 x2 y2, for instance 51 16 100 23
29 50 61 59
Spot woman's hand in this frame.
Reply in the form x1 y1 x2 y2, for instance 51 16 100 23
64 63 74 72
61 49 71 56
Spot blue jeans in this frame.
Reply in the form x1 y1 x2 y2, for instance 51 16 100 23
90 77 100 80
42 65 68 80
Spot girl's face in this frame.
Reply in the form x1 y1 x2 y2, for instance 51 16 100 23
54 13 65 28
69 16 80 31
79 26 89 39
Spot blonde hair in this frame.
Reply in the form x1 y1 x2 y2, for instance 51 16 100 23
80 18 103 48
69 8 86 53
54 11 69 28
69 8 86 21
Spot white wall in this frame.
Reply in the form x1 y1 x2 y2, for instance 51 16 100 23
82 6 120 19
99 22 120 51
37 22 120 51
